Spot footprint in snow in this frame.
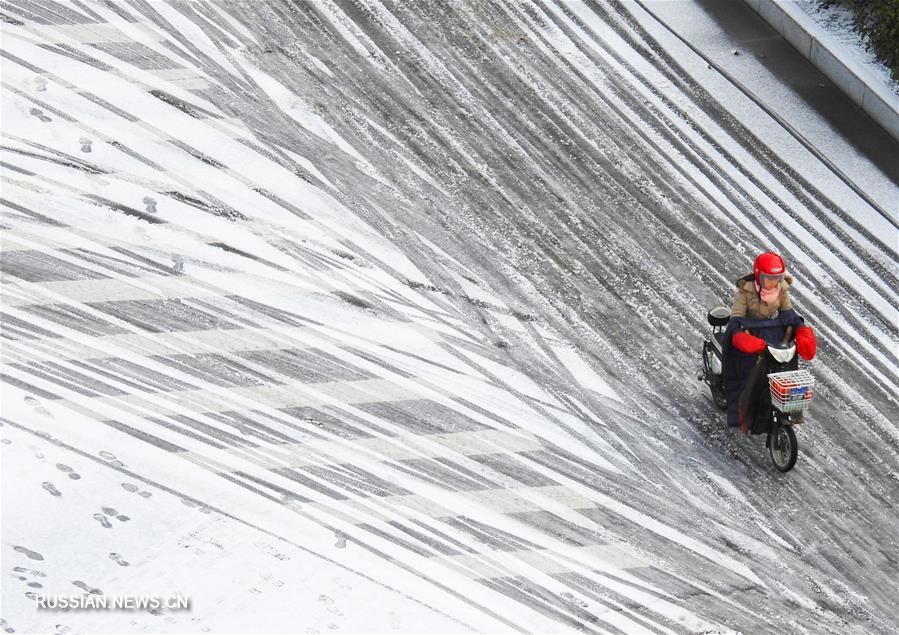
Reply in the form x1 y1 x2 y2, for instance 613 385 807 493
142 196 157 214
41 482 62 497
28 108 51 122
0 616 15 632
30 446 44 459
93 513 112 529
35 76 47 91
99 450 125 468
12 567 38 578
72 580 102 595
78 137 92 153
13 546 44 561
122 483 153 499
16 575 44 589
109 552 130 566
12 567 45 577
56 464 80 480
31 431 61 446
101 506 117 516
24 396 52 417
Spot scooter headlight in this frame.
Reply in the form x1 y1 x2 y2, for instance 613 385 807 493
768 344 796 363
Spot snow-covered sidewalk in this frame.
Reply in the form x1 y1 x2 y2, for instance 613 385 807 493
746 0 899 140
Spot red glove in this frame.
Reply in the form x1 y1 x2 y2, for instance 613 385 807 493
795 326 816 360
732 331 766 354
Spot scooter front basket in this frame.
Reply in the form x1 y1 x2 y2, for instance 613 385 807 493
768 369 814 412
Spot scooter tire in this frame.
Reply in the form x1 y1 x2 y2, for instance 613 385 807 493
769 424 798 472
711 382 727 410
702 342 728 410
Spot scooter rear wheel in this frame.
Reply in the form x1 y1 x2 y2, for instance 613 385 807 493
702 342 728 410
769 424 798 472
710 382 727 410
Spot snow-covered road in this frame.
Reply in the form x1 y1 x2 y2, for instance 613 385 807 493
2 1 897 633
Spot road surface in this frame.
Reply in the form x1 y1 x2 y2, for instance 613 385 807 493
2 1 897 633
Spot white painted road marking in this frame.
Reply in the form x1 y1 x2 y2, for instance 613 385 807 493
439 543 647 579
304 485 597 524
177 428 545 473
58 377 423 419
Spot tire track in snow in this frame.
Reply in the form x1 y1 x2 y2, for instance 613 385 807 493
501 0 898 383
516 0 899 442
216 0 892 628
1 235 712 632
1 274 732 635
3 0 896 623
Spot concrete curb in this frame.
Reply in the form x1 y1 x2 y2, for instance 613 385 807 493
744 0 899 141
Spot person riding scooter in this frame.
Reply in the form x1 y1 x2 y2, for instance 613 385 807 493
721 252 817 428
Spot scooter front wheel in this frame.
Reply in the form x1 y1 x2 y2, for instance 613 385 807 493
769 423 798 472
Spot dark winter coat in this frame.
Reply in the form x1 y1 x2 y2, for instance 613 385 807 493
722 310 804 429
